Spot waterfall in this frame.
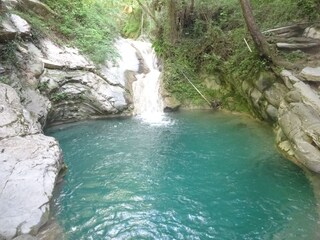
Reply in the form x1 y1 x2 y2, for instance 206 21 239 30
131 41 164 123
103 38 166 124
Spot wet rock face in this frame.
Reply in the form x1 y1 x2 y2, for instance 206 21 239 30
0 84 64 239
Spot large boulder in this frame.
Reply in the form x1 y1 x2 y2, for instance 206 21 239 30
277 80 320 172
263 83 287 108
39 70 129 124
303 27 320 40
39 39 94 70
0 84 64 239
0 134 63 239
20 89 51 127
0 14 31 42
0 83 40 139
300 67 320 82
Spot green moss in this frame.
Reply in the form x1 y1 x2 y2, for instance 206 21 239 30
0 76 11 85
37 81 49 92
51 92 68 102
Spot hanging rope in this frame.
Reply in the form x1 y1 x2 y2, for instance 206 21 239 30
180 71 212 107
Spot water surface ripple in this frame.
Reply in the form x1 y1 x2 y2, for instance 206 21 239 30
48 111 319 240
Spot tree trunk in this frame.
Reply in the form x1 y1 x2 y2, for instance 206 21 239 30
190 0 195 15
239 0 274 61
168 0 178 44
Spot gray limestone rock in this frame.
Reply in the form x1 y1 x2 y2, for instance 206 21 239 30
303 27 320 40
39 70 128 123
9 14 31 36
293 81 320 113
40 39 94 70
300 67 320 82
280 70 300 90
0 14 31 42
255 71 274 92
0 83 40 140
163 96 181 112
266 104 278 121
36 220 65 240
250 88 262 108
276 42 320 50
13 234 38 240
278 97 320 173
0 134 63 239
20 89 51 126
264 83 287 108
2 0 19 11
0 84 64 238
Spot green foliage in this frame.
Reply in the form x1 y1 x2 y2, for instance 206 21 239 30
51 92 68 102
280 50 306 62
155 0 320 112
18 0 132 63
252 0 320 29
37 82 49 92
122 8 143 38
0 42 18 66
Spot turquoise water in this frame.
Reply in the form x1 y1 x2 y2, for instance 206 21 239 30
48 111 319 240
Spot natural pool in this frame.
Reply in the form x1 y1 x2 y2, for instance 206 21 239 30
48 111 319 240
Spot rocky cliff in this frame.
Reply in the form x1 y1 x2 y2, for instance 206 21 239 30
0 1 133 239
0 83 64 239
238 25 320 173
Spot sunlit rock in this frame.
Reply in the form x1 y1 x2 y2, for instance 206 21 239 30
0 14 31 42
300 67 320 82
0 134 63 239
304 27 320 40
0 84 64 239
0 83 40 139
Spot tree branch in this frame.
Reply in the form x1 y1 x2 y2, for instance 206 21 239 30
136 0 160 28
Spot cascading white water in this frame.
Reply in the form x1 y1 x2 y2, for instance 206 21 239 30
103 38 166 124
131 41 164 123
